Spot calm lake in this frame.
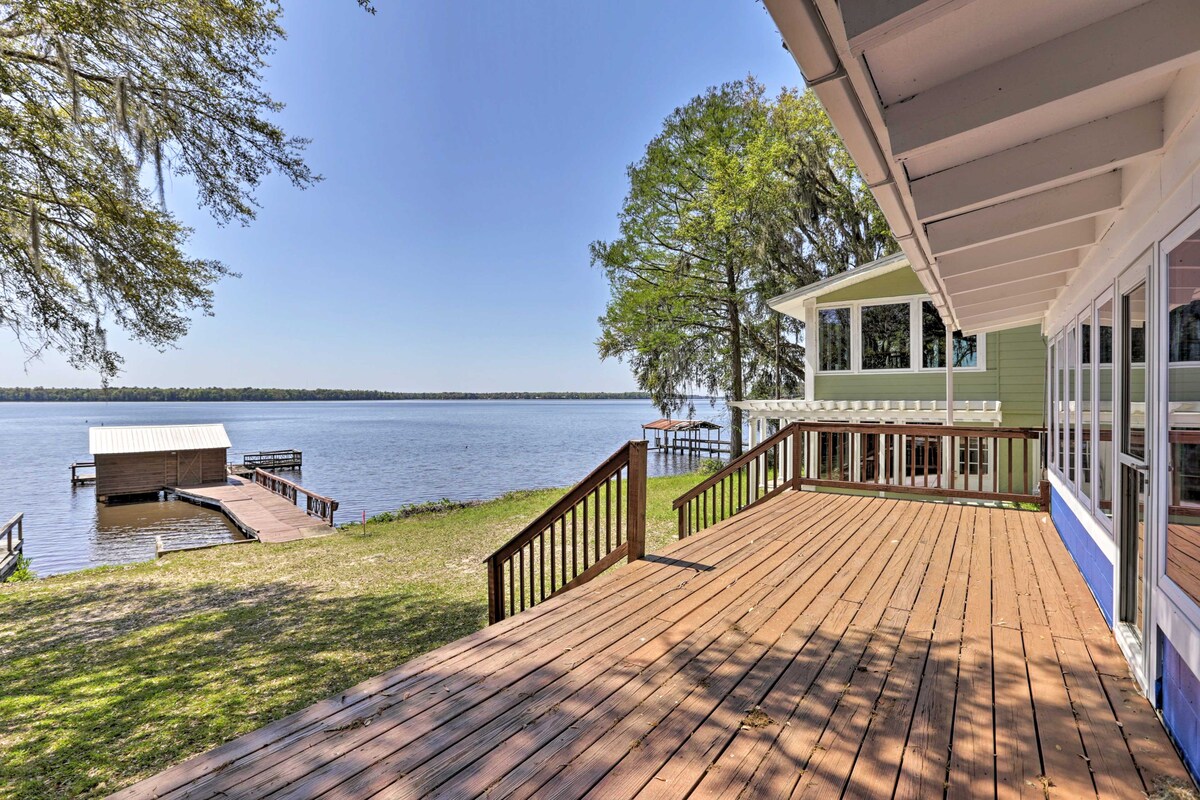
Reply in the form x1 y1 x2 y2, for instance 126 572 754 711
0 400 729 576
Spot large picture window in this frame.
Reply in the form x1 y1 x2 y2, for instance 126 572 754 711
818 307 851 371
860 303 910 370
921 302 978 368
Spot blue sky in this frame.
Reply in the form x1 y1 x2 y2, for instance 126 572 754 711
1 2 800 391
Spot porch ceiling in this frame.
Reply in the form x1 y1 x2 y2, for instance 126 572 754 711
763 0 1200 335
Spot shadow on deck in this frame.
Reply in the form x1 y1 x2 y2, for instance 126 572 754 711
110 491 1195 799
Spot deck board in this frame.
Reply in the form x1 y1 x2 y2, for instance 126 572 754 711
110 491 1195 800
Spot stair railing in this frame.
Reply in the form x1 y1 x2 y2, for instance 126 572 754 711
485 440 647 623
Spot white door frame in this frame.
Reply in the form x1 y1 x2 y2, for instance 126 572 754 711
1113 250 1155 692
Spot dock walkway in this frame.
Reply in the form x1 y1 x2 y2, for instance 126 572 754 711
172 476 334 543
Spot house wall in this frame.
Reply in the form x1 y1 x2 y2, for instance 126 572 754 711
808 265 1046 427
95 448 227 499
1039 80 1200 782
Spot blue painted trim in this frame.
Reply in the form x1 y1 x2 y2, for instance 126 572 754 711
1050 487 1115 626
1162 636 1200 785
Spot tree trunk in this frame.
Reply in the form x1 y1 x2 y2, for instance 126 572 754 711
727 266 744 458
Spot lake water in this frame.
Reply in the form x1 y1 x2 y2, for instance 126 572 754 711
0 400 729 576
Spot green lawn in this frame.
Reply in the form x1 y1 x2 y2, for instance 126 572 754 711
0 472 701 799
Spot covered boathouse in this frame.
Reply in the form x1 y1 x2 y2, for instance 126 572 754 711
89 424 231 503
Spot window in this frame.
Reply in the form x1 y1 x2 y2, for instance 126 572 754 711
959 438 990 476
1067 325 1076 484
1079 312 1092 501
818 308 851 371
1168 220 1200 605
921 302 978 368
1096 296 1115 523
861 303 910 370
1056 333 1066 473
1049 337 1058 468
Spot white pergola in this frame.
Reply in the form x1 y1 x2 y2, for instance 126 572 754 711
761 0 1200 336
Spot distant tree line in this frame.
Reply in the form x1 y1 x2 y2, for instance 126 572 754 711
0 388 654 403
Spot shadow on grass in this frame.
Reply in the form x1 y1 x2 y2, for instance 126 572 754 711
0 580 484 799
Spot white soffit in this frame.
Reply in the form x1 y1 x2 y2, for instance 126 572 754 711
763 0 1200 335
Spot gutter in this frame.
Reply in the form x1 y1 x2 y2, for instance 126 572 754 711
760 0 959 331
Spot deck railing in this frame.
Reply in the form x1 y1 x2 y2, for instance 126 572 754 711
486 440 647 624
243 449 302 470
675 422 1048 538
1 513 25 580
253 468 338 526
674 423 799 538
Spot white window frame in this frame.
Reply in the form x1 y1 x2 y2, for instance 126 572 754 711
813 295 987 376
1077 304 1094 507
815 305 853 373
1157 206 1200 654
1094 288 1116 535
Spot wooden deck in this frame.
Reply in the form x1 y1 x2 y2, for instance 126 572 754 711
171 476 334 544
112 491 1194 799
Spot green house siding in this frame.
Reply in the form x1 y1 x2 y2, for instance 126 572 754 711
813 324 1047 428
817 267 925 304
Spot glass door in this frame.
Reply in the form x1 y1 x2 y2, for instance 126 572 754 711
1117 259 1151 655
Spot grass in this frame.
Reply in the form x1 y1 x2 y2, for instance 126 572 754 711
0 472 700 799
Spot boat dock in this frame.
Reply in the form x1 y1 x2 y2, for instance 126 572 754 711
171 471 337 544
641 418 730 455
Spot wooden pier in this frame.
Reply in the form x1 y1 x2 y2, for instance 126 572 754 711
171 470 337 544
0 513 24 581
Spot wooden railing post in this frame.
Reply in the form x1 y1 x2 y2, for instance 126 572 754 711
487 554 501 625
626 440 647 561
483 440 647 624
790 422 803 490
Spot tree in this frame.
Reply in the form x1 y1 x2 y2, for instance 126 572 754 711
593 80 893 455
0 1 370 378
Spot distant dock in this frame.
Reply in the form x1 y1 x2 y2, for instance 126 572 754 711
642 418 730 455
